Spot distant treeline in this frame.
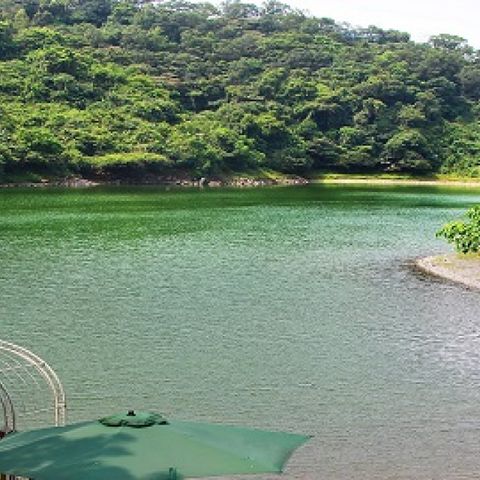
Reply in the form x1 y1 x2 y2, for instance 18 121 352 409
0 0 480 181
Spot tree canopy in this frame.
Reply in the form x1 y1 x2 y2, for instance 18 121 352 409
0 0 480 181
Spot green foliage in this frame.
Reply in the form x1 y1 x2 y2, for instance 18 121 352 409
81 152 169 167
441 123 480 177
0 0 478 180
437 206 480 254
383 130 432 171
166 112 264 175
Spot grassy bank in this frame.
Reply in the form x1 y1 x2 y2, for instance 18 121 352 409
312 172 480 186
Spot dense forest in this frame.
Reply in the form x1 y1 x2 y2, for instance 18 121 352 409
1 0 480 182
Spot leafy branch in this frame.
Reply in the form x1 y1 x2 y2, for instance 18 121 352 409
437 206 480 254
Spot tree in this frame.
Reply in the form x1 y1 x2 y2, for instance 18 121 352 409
221 0 259 19
460 66 480 101
261 0 291 16
429 34 471 53
70 0 113 26
166 112 263 174
0 21 14 58
397 105 426 128
382 130 432 171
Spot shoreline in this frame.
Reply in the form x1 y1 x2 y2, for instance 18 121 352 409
3 174 480 189
0 174 308 189
416 254 480 290
315 177 480 187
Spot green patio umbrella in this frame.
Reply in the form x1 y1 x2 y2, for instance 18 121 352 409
0 411 310 479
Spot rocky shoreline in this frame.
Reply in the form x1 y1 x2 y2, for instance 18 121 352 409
416 254 480 290
0 174 309 189
5 174 480 189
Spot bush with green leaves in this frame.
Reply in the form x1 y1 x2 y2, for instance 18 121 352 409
437 206 480 253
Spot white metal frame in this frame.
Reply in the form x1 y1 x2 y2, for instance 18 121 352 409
0 340 66 433
0 382 14 434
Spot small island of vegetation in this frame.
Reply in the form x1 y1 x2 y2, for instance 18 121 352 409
1 0 480 185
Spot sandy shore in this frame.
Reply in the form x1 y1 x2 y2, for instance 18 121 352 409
318 178 480 187
416 254 480 290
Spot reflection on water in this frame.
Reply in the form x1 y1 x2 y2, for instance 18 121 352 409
1 184 480 479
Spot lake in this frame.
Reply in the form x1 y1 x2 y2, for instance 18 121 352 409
1 184 480 479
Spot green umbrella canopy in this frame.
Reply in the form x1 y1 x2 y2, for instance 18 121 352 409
0 411 310 479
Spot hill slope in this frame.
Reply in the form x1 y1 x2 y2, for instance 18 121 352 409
0 0 480 182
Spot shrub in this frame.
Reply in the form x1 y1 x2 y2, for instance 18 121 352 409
436 206 480 253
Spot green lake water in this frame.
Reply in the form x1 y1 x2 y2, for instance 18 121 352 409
2 184 480 479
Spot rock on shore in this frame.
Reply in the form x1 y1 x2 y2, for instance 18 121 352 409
416 254 480 290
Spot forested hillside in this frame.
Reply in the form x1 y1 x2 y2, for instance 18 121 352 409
1 0 480 182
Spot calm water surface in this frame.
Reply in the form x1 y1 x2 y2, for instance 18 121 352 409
2 184 480 479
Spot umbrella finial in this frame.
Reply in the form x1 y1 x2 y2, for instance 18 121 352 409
100 412 169 427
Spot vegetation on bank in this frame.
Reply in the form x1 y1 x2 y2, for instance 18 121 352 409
1 0 480 182
437 206 480 253
313 173 480 183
